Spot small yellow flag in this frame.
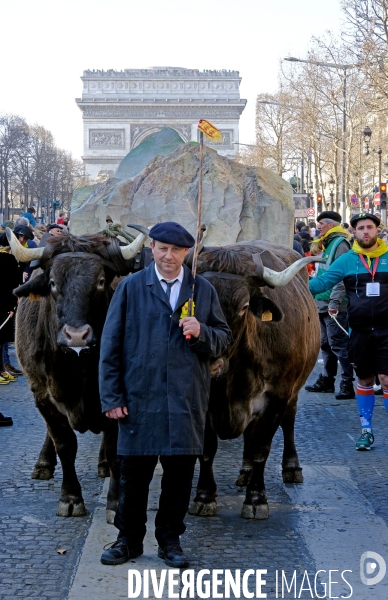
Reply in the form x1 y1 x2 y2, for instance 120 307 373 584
198 119 223 143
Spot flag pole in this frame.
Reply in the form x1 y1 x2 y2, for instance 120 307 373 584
186 130 204 338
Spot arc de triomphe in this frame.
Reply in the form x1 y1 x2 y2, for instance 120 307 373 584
76 67 247 180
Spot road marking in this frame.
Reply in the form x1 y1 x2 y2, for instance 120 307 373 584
67 463 170 600
325 407 336 418
284 465 388 598
347 433 355 441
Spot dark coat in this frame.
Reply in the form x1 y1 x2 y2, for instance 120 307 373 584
0 252 20 344
99 263 231 456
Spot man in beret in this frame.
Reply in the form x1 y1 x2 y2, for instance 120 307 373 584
309 213 388 450
305 211 354 399
99 221 231 567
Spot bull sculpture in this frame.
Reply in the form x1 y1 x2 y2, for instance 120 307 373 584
189 241 322 519
6 227 148 522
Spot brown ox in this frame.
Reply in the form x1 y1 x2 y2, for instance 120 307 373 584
6 227 148 521
189 240 321 519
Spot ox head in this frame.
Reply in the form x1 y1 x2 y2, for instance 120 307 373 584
198 246 324 377
7 226 149 353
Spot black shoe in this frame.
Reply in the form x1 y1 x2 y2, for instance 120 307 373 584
305 374 335 393
0 413 13 426
158 543 189 568
335 382 355 400
101 540 143 565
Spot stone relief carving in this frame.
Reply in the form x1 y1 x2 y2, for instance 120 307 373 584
89 130 124 148
83 68 240 78
83 108 241 119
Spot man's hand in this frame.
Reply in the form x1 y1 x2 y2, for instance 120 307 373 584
328 308 338 316
179 316 200 339
105 406 128 419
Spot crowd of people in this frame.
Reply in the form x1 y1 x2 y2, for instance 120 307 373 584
298 210 388 451
0 208 69 426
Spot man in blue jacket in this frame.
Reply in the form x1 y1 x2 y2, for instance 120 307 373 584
309 213 388 451
20 206 36 227
99 222 231 567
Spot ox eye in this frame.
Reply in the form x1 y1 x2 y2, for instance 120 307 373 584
49 279 56 291
98 277 105 288
238 303 249 317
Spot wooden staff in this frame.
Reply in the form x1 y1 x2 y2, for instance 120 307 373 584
186 130 204 339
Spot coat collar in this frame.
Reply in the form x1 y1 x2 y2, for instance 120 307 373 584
145 263 195 312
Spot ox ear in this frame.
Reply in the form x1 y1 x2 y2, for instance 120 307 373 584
249 295 284 323
14 271 50 300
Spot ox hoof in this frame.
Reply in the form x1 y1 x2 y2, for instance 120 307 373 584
188 500 217 517
56 499 86 518
106 509 116 524
31 466 55 480
235 470 252 487
241 502 269 520
98 464 110 478
282 468 303 484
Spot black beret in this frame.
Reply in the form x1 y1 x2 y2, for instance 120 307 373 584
350 213 380 227
317 211 342 223
13 225 34 240
149 222 195 247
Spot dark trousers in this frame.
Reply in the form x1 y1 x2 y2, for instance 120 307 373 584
319 312 354 384
114 455 197 547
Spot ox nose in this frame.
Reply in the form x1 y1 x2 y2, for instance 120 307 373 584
62 324 93 347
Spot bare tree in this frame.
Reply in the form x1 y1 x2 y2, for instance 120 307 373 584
0 114 84 222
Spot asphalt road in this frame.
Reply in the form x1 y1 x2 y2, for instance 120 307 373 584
2 348 388 599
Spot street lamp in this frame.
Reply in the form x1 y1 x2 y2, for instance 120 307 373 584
328 175 335 211
363 125 383 219
284 56 360 222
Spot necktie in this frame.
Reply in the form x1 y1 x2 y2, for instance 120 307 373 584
162 279 178 300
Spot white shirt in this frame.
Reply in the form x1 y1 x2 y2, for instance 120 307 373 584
154 264 184 311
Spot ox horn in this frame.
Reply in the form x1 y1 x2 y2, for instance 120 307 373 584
120 224 150 260
262 256 326 287
5 227 44 262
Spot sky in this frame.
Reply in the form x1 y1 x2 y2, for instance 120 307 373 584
0 0 343 159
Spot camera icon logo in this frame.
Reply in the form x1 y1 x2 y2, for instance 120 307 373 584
360 551 386 585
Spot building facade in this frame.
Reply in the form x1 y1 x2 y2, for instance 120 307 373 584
76 67 247 180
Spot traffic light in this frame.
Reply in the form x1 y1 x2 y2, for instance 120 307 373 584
317 194 323 213
380 183 387 210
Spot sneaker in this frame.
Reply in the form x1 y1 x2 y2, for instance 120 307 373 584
335 381 355 400
158 543 189 568
0 412 13 426
4 362 23 376
305 374 335 393
356 431 374 451
100 540 143 565
0 372 17 382
0 375 10 385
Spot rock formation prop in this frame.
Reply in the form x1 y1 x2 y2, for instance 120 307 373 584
71 141 295 246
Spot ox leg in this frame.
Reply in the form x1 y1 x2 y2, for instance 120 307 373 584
37 399 86 517
31 430 57 480
97 436 110 478
280 398 303 484
241 393 288 520
102 419 120 524
189 418 218 517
